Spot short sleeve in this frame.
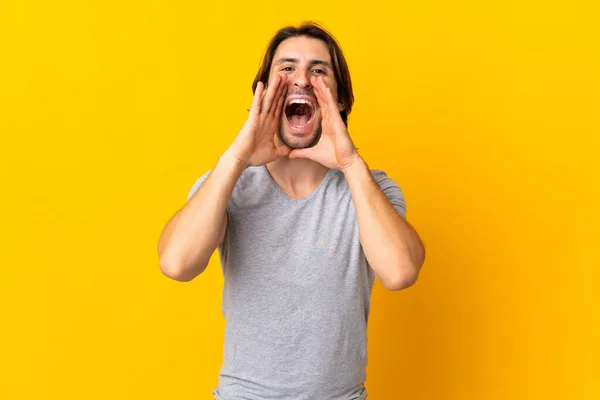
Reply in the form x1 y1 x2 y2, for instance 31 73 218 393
370 169 407 219
187 170 212 202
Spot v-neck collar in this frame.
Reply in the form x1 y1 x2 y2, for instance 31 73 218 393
261 165 334 203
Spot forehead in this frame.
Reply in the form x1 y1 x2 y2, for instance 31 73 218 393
273 36 331 63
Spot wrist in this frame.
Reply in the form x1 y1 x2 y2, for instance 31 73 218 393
221 148 250 171
340 152 364 175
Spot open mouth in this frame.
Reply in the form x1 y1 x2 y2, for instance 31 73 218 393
285 97 316 130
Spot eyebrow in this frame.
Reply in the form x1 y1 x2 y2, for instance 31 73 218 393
274 58 332 68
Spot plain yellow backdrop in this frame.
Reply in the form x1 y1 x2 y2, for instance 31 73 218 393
1 0 598 399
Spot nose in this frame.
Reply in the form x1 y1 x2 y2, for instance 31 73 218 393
293 69 312 90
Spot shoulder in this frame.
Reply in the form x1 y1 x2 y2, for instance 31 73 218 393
187 170 212 202
370 168 390 181
186 166 266 202
326 168 402 191
370 169 401 188
369 169 407 218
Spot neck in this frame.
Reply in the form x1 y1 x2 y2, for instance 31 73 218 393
265 157 329 198
266 156 328 181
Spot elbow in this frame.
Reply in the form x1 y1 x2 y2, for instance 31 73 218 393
384 264 421 291
386 242 426 291
159 255 203 282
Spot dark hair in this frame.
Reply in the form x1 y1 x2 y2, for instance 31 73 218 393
252 22 354 126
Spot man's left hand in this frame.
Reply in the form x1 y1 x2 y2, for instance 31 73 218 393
289 76 359 171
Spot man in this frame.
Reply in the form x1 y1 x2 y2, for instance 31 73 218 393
158 22 425 400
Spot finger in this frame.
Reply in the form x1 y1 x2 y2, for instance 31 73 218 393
273 131 291 157
312 77 328 116
278 75 289 113
288 147 316 160
275 142 292 158
271 74 287 115
250 81 264 116
261 84 267 102
273 76 288 118
315 76 338 110
262 74 282 114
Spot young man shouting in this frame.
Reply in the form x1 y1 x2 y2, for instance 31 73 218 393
158 22 426 400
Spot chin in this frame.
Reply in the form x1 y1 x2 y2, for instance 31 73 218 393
278 126 322 149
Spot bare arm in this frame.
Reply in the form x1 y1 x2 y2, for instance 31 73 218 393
158 150 245 281
157 73 291 282
343 156 425 290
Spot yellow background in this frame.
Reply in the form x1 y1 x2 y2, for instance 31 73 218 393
1 1 598 399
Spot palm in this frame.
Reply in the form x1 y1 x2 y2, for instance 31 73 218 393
230 75 291 167
289 76 358 170
241 116 279 165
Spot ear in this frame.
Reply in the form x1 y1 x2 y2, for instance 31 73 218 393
337 100 346 113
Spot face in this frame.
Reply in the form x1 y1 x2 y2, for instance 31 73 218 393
270 36 343 149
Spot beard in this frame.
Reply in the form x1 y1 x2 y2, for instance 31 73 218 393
277 109 322 149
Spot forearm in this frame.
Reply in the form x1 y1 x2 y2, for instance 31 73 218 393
343 156 425 290
158 149 245 281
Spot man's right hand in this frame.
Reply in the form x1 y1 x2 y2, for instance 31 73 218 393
228 74 291 168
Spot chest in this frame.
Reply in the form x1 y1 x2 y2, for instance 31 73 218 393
224 193 363 288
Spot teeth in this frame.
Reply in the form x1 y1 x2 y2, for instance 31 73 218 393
288 98 314 108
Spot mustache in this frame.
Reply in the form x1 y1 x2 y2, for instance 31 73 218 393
285 88 315 98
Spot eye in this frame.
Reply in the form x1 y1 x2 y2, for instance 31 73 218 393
312 69 325 75
281 66 294 72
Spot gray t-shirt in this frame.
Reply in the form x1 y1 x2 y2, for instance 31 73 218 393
187 165 407 400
